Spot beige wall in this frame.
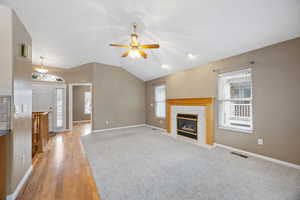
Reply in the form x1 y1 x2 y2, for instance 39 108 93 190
0 5 13 95
146 37 300 165
40 62 146 131
73 85 91 121
60 64 94 84
92 63 145 130
0 8 33 195
10 10 32 194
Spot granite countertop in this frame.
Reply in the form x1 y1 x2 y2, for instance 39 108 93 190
0 130 10 136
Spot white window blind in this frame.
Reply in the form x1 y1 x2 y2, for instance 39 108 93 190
218 69 253 133
155 85 166 118
84 92 92 114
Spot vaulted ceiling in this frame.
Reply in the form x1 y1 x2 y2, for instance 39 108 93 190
1 0 300 80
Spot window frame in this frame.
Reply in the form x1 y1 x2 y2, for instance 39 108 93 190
218 68 253 134
154 84 166 119
84 91 92 115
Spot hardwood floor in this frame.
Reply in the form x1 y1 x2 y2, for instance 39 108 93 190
17 123 101 200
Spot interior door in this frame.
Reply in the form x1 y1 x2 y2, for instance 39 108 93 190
32 84 54 131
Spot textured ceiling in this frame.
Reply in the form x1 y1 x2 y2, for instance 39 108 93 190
1 0 300 80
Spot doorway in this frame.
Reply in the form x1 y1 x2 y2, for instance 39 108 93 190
68 83 92 131
32 82 67 132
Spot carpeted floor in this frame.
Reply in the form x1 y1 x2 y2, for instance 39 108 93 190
82 126 300 200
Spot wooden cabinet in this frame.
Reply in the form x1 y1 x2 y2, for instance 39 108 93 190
0 135 7 200
32 112 49 158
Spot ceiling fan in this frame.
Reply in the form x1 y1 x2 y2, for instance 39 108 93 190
109 24 160 59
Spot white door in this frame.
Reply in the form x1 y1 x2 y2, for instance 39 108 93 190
32 83 66 132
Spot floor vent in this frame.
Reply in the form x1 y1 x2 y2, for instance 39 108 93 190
231 152 248 158
152 128 157 130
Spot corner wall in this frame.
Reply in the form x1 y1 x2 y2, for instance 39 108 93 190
92 63 145 130
146 37 300 165
9 10 33 195
41 62 146 131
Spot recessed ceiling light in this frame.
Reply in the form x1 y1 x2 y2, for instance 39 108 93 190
187 53 195 59
161 64 170 69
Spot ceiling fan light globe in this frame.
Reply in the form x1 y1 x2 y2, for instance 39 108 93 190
129 50 141 59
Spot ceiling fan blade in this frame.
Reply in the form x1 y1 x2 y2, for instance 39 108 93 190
122 50 131 57
110 44 130 48
139 44 160 49
138 50 147 59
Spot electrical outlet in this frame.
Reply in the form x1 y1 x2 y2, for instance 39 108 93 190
258 138 264 145
159 120 164 124
105 121 109 125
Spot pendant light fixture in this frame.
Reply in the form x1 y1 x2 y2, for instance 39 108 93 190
35 56 48 73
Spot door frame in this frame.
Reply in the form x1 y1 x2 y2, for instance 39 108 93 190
68 83 93 131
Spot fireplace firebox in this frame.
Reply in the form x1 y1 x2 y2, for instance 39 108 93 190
176 113 198 140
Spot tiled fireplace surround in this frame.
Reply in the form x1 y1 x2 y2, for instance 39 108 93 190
172 106 206 145
166 98 214 147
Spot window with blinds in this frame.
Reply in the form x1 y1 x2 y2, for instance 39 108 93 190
154 85 166 118
218 69 253 133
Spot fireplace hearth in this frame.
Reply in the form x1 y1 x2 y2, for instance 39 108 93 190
177 113 198 140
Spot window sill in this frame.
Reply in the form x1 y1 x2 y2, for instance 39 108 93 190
218 126 253 134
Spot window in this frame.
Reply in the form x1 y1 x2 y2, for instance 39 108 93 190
154 85 166 118
84 91 92 114
218 69 253 133
55 88 64 128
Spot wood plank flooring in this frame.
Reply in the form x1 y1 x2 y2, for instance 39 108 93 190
17 123 101 200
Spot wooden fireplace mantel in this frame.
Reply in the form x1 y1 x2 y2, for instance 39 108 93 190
166 98 214 145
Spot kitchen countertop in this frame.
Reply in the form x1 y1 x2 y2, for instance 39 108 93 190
0 130 10 137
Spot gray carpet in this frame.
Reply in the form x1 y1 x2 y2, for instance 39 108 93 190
82 126 300 200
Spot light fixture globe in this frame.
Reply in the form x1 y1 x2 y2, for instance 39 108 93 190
35 56 48 74
35 68 48 73
129 49 141 59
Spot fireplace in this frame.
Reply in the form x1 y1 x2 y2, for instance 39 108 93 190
167 98 214 146
177 113 198 140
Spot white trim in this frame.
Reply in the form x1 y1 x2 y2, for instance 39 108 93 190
219 126 253 134
144 124 166 132
6 165 33 200
215 143 300 170
73 120 91 123
92 124 146 133
32 81 65 86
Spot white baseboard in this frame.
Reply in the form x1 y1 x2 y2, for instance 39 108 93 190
92 124 146 133
73 120 91 123
144 124 166 132
215 143 300 170
6 165 33 200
